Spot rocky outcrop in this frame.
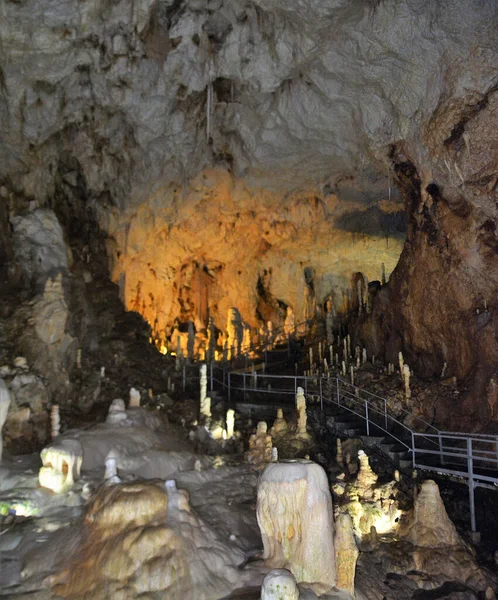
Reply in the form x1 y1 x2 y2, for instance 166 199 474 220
1 0 497 425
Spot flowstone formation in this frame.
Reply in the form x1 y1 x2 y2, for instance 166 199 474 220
257 460 335 591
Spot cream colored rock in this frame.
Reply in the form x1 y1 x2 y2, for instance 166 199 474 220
246 422 273 470
355 450 378 496
0 379 11 460
34 273 68 345
261 569 299 600
269 408 288 439
226 409 235 439
295 387 308 437
257 460 335 590
39 438 83 493
106 398 128 425
335 512 359 596
50 404 60 439
399 479 461 547
129 387 141 408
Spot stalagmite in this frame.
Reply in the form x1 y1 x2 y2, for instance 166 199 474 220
39 438 83 493
104 453 121 484
295 387 308 437
0 379 12 461
336 438 343 465
362 348 367 364
270 408 288 438
246 421 273 470
350 366 354 386
284 306 295 337
357 279 363 314
318 341 323 363
347 335 351 358
51 404 60 439
441 362 448 379
199 364 209 419
398 351 404 374
267 321 273 351
356 450 378 492
76 348 82 369
403 363 411 400
257 460 335 589
335 512 359 596
260 570 299 600
226 409 235 439
106 398 128 425
399 479 461 547
242 326 251 355
309 347 313 368
342 361 346 377
343 338 348 362
129 387 141 408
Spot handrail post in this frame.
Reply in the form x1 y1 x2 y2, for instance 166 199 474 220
411 431 415 468
243 371 246 400
467 437 477 535
210 363 214 392
439 433 445 466
319 378 323 413
365 400 370 436
336 378 340 407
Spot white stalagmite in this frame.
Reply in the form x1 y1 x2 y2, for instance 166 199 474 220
362 348 367 364
318 341 323 363
129 387 141 407
257 460 335 590
39 438 83 493
398 351 404 374
261 570 299 600
343 338 348 361
295 387 308 436
200 363 207 408
309 347 313 368
226 409 235 439
0 379 11 461
51 404 60 439
336 438 343 465
403 363 411 399
335 512 359 596
342 361 346 377
350 366 354 386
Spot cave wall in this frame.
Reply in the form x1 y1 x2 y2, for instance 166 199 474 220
1 0 498 424
102 167 405 342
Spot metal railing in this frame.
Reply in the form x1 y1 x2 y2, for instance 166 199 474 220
197 366 498 533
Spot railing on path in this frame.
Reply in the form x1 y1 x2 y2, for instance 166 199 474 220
202 365 498 535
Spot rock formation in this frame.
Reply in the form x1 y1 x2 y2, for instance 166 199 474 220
246 421 273 471
39 438 83 493
269 408 288 440
399 479 461 548
0 379 11 460
257 460 335 590
261 569 300 600
295 387 308 438
335 512 359 597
